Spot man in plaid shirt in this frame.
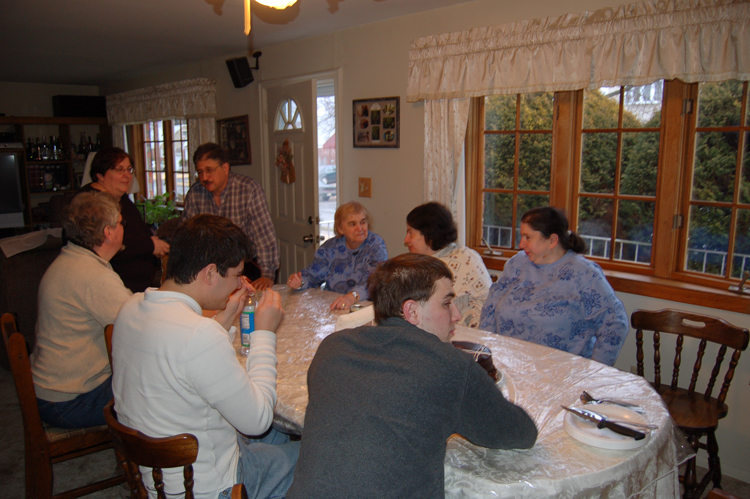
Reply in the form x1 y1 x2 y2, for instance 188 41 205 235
183 143 279 290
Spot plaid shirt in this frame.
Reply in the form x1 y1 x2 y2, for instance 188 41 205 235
183 172 279 279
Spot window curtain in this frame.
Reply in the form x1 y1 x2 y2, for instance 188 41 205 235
410 0 750 207
105 78 217 175
423 98 470 215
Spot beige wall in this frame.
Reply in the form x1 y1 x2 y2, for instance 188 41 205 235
4 0 748 483
0 82 100 116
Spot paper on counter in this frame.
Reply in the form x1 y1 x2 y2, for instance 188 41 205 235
335 305 375 331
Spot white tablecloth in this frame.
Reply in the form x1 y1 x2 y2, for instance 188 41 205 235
234 286 693 499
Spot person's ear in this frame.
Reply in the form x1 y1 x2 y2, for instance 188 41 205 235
402 300 421 326
202 264 218 285
548 233 559 248
95 173 105 183
222 162 230 173
102 224 114 242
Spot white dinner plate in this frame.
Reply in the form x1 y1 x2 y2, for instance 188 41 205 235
563 404 651 450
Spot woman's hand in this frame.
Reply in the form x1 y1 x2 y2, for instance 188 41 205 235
330 292 357 311
152 236 170 258
287 272 304 290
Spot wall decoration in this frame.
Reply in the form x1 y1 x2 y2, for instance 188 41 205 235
216 115 252 165
275 139 295 184
353 96 399 148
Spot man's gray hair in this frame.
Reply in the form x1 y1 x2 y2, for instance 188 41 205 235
63 191 121 250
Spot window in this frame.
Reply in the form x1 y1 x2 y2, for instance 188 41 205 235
482 93 553 249
470 79 750 294
137 119 190 203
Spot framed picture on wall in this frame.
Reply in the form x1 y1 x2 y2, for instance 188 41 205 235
353 96 399 148
216 115 252 165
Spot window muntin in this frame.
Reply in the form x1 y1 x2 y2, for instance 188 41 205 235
172 119 190 203
143 121 166 198
482 93 553 249
686 80 750 279
577 83 662 265
276 98 303 131
140 119 190 203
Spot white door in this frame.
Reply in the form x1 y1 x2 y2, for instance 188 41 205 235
266 80 319 282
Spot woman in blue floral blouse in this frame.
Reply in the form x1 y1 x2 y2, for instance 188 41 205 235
287 201 388 310
479 207 629 366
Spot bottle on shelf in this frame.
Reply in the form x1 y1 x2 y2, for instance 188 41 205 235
240 294 256 356
26 137 35 161
78 132 87 155
40 136 50 160
95 133 101 151
87 136 94 152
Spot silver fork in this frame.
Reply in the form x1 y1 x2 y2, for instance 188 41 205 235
581 390 646 414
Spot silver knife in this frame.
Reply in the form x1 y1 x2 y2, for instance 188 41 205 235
561 405 647 441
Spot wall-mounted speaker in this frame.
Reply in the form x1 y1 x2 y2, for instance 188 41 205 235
226 57 254 88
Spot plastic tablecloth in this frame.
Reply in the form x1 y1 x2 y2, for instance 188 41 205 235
234 286 693 499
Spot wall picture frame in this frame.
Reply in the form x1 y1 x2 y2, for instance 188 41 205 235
216 115 252 165
353 96 399 148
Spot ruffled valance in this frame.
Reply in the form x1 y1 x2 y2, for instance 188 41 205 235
106 78 217 124
407 0 750 102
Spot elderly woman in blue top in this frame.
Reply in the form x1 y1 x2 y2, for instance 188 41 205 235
479 207 629 366
287 201 388 311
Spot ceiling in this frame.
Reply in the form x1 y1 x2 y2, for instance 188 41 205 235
0 0 476 87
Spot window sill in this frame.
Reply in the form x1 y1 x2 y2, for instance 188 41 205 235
481 255 750 315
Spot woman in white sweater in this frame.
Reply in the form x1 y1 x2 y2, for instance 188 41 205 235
404 202 492 328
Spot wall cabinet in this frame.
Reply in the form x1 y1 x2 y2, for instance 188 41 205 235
0 116 111 229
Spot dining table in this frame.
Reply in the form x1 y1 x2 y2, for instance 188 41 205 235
233 286 693 499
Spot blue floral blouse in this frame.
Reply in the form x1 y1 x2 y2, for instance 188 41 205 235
298 232 388 299
479 251 629 366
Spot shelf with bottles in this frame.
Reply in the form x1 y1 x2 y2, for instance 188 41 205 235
0 116 110 227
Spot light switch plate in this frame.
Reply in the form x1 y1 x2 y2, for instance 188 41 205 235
358 177 372 197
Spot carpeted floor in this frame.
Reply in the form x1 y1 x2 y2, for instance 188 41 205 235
2 366 749 499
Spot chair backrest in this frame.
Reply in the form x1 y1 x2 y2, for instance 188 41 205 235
104 324 114 368
103 400 200 499
631 309 749 406
1 312 49 455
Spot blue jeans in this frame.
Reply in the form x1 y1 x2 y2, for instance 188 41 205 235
36 376 113 429
218 428 300 499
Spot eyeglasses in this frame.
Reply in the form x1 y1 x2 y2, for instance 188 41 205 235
195 166 220 178
112 166 135 175
117 219 127 227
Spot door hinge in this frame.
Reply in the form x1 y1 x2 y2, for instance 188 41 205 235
673 214 684 229
682 99 694 115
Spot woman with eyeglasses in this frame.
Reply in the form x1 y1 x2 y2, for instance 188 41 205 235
77 146 170 292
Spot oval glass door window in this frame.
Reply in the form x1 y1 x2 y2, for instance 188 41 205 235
276 98 303 131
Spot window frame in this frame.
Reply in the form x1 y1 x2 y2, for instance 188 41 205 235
468 80 750 314
128 119 189 205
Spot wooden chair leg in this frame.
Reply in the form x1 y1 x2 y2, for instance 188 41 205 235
682 434 699 499
707 430 722 490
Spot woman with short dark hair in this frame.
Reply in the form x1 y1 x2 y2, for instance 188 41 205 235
404 202 492 328
77 146 170 292
480 206 629 366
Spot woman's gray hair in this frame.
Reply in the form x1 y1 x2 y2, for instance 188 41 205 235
63 191 121 250
334 201 372 237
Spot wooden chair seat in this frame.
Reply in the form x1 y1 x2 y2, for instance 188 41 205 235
2 312 126 499
655 385 726 431
632 309 749 499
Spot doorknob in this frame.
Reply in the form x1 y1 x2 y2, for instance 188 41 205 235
303 234 314 243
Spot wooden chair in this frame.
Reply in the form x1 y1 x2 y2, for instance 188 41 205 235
103 400 247 499
631 309 749 499
707 490 743 499
1 313 126 499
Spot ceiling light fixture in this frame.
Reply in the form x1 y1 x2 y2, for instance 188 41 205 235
244 0 299 34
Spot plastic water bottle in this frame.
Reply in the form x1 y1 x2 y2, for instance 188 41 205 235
240 295 255 356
